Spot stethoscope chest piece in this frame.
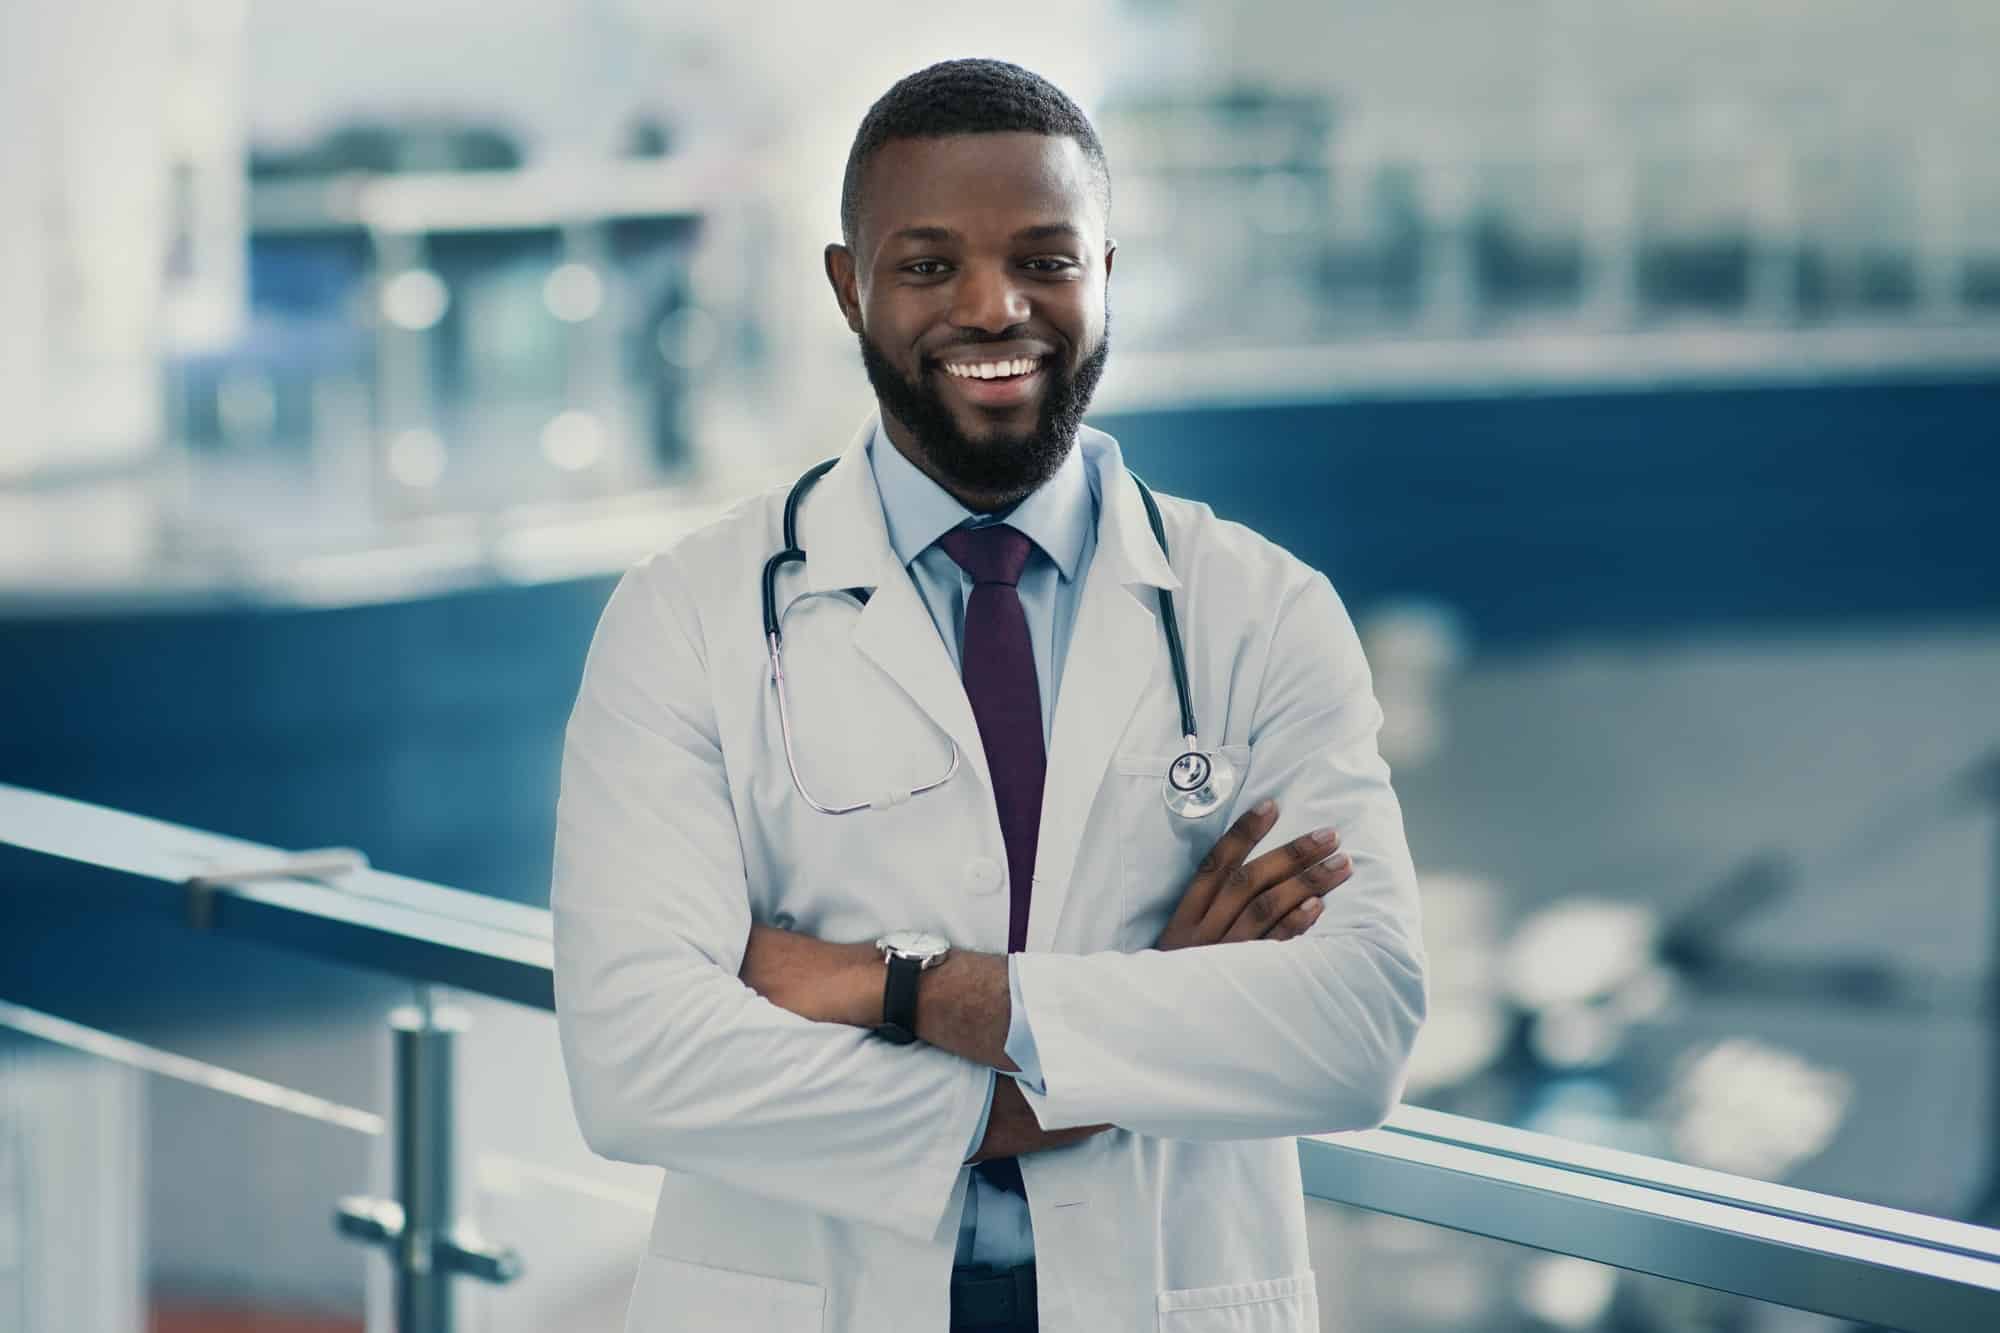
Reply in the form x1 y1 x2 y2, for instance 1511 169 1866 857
1164 742 1236 819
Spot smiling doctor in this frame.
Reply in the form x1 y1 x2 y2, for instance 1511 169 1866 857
553 58 1428 1333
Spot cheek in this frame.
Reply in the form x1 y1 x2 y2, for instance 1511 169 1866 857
1049 292 1102 356
865 302 937 361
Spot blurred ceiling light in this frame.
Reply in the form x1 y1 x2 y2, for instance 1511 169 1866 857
656 307 720 369
541 410 606 472
543 263 605 323
1519 1255 1617 1330
380 269 450 331
386 428 447 489
1530 1002 1620 1070
1662 1038 1852 1180
1504 899 1658 1011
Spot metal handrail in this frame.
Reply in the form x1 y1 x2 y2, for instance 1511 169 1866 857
7 781 2000 1331
0 783 552 1008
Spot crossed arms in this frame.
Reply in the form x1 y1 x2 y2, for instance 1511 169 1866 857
552 560 1426 1243
733 802 1360 1164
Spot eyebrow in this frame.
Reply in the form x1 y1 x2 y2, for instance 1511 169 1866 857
1012 223 1083 243
885 223 1085 246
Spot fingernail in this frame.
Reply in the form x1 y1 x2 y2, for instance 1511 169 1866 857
1313 827 1339 847
1304 899 1323 916
1255 798 1276 817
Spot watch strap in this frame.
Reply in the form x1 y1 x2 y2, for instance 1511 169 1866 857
877 951 921 1044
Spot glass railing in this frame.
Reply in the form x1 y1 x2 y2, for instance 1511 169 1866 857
6 780 1999 1333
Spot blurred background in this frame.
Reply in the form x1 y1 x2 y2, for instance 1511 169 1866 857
3 0 1999 1329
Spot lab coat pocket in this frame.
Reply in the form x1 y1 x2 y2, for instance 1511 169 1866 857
1115 745 1253 951
1156 1270 1318 1332
624 1253 826 1333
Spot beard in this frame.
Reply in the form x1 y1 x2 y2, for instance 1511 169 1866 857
857 318 1110 511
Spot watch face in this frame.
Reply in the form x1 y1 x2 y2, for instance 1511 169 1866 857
878 929 948 960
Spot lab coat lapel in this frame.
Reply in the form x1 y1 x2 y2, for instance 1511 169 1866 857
1029 449 1182 952
799 418 994 800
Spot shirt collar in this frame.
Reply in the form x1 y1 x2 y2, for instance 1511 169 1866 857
867 419 1095 582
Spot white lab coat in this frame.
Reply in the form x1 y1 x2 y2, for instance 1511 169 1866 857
553 416 1428 1332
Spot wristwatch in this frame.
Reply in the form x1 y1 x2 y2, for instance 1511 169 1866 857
873 930 951 1044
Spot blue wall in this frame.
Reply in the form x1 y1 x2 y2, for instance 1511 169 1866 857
3 579 614 906
1098 375 2000 645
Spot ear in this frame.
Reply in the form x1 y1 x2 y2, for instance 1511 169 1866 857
824 243 864 334
1103 239 1116 283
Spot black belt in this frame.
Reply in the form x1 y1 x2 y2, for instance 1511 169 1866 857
950 1261 1037 1331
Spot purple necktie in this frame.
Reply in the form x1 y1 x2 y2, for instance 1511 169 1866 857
936 523 1042 1197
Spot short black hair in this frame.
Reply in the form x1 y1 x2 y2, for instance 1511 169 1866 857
840 58 1110 248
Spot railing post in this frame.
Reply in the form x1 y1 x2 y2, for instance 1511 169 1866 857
337 991 521 1331
394 995 458 1333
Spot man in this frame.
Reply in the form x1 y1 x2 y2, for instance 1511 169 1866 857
553 58 1426 1333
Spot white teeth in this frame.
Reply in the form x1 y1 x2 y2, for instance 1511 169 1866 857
946 357 1039 379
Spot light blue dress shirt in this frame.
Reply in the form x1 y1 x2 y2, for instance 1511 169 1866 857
867 421 1098 1270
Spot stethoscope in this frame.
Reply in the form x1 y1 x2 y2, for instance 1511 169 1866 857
761 457 1238 820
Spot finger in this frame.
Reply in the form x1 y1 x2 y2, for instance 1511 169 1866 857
1197 799 1281 883
1272 852 1352 932
1223 853 1352 944
1199 856 1257 940
1242 826 1341 895
1268 896 1325 941
1303 851 1354 896
1287 853 1355 914
1221 877 1297 942
1224 855 1343 943
1169 799 1279 932
1207 830 1342 939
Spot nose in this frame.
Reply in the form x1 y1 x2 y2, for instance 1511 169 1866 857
948 261 1029 334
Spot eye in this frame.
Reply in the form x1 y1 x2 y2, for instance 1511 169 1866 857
903 259 951 277
1023 257 1079 274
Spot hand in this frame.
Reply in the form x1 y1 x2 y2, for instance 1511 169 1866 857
1155 800 1351 950
965 1074 1113 1164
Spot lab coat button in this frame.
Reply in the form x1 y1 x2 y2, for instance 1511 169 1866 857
965 857 1003 894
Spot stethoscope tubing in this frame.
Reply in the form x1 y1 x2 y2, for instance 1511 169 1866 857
763 456 1226 816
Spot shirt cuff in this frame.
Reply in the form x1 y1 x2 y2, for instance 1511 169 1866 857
1004 953 1048 1095
964 1067 997 1164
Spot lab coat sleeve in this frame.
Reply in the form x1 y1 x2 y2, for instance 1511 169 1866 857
1013 570 1429 1140
553 562 990 1244
963 1068 998 1163
1003 953 1047 1095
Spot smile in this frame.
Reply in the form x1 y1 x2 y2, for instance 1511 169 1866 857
934 357 1047 409
941 356 1042 381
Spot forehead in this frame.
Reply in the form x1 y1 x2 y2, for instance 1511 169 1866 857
858 131 1103 252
